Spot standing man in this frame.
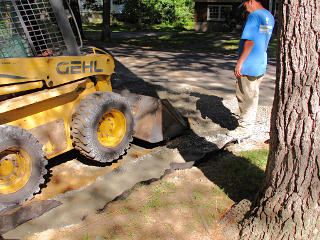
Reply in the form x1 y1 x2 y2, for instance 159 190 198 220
228 0 275 139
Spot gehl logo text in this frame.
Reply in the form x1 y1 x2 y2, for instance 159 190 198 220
56 61 103 74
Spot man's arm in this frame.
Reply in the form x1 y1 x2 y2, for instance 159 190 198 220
234 40 255 77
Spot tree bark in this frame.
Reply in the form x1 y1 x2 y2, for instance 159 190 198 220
239 0 320 239
101 0 111 41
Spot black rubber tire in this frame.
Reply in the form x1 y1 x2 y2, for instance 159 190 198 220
71 91 134 162
0 125 47 206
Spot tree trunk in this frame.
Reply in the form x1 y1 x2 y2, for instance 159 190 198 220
239 0 320 239
101 0 111 41
69 0 84 39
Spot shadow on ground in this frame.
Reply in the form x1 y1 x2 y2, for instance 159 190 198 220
195 150 265 202
110 53 238 130
111 51 265 203
191 92 238 130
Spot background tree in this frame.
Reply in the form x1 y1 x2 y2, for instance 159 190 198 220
238 0 320 239
67 0 84 39
101 0 111 40
81 0 110 40
121 0 194 28
83 0 102 11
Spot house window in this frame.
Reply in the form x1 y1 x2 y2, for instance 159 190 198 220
113 0 124 5
207 5 232 21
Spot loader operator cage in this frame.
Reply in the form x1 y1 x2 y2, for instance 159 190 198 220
0 0 77 58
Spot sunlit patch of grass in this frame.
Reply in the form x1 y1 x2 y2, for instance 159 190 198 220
143 196 170 210
83 20 193 34
119 206 130 214
152 181 176 195
103 224 124 240
82 233 88 240
224 45 238 50
82 22 102 32
192 191 201 200
183 222 196 232
236 149 269 170
211 185 225 195
158 35 171 40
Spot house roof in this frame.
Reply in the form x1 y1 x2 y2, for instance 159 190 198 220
193 0 242 2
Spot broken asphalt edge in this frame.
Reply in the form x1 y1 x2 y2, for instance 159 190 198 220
2 143 215 239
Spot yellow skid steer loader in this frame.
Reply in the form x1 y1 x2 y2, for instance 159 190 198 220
0 0 186 207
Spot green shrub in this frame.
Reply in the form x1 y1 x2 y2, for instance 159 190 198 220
120 0 194 27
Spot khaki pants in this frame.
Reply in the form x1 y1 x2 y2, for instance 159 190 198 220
236 75 264 129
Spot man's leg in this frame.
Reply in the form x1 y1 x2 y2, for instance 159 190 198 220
228 75 264 138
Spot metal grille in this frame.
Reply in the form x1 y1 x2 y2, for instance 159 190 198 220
0 1 33 58
0 0 67 58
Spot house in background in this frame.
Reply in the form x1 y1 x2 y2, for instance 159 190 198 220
194 0 277 32
79 0 124 22
110 0 124 14
79 0 124 13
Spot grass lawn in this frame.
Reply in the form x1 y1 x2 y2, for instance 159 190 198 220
83 22 277 58
83 21 194 33
109 32 241 55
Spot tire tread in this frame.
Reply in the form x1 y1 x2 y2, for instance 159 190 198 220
0 125 47 206
70 92 134 163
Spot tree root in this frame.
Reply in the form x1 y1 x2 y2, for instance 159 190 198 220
219 199 252 240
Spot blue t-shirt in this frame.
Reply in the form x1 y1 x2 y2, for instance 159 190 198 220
239 9 275 76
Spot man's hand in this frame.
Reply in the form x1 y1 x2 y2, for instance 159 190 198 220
234 62 243 77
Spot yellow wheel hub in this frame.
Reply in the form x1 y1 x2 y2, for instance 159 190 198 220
97 109 127 147
0 149 31 194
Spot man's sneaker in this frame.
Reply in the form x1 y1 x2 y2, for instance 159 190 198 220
227 127 252 141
